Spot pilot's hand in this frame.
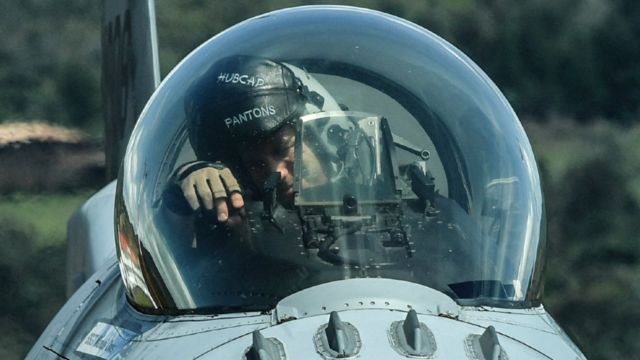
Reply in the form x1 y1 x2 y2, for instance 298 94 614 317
179 165 245 222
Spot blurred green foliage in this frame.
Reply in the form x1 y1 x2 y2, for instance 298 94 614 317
1 0 638 131
527 120 640 359
0 192 94 246
0 0 101 130
154 0 640 123
1 1 638 359
0 192 92 359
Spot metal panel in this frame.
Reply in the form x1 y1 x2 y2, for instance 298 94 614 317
102 0 160 180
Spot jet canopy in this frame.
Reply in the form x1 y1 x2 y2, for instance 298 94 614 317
116 6 545 314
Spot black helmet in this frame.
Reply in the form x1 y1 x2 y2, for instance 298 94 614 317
185 55 313 161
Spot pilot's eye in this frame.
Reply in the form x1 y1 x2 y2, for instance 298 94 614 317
274 147 288 159
274 141 294 159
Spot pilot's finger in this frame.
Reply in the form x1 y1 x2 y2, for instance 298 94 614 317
194 175 215 210
206 170 228 199
230 192 244 209
180 178 201 211
226 207 246 227
219 168 242 194
215 197 229 222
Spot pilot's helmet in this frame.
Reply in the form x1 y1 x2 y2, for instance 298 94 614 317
184 56 324 163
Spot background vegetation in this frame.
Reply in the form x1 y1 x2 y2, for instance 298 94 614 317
0 0 638 359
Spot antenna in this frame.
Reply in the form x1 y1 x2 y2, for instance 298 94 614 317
101 0 160 180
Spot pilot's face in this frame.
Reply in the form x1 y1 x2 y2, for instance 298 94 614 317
239 124 326 207
239 125 296 207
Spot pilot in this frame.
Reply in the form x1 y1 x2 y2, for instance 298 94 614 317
170 55 328 223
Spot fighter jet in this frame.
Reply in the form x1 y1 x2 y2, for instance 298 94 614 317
27 2 586 359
